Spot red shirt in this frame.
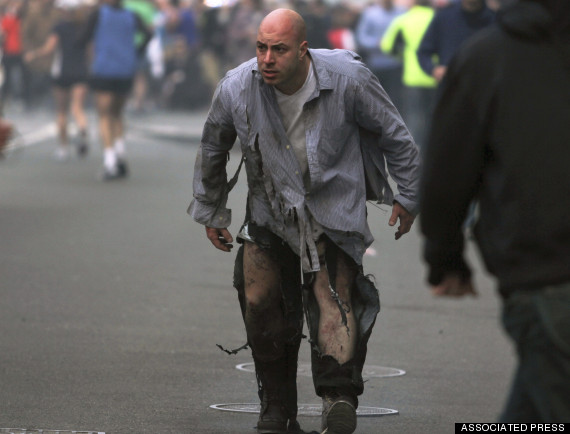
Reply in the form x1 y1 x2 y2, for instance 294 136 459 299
1 14 22 55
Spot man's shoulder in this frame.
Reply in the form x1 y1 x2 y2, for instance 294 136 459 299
218 58 258 90
223 58 256 79
310 49 373 85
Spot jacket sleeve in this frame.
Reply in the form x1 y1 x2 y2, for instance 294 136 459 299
187 80 238 228
355 71 421 215
417 15 438 76
420 46 489 285
380 17 402 56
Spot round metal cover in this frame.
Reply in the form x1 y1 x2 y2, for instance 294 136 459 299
210 403 398 417
236 363 405 378
0 430 104 434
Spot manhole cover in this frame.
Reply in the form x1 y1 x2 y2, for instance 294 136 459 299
0 430 104 434
236 363 405 378
210 403 398 417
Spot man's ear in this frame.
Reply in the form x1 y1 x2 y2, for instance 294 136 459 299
299 41 308 59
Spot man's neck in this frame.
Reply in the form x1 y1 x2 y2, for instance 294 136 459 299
276 57 311 95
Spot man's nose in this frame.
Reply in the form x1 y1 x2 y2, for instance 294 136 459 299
263 49 274 64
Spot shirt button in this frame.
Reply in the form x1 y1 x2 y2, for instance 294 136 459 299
295 171 299 175
286 145 290 150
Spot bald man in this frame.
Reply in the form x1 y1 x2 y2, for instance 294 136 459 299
188 8 420 434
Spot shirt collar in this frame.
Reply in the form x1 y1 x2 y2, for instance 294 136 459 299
250 49 334 91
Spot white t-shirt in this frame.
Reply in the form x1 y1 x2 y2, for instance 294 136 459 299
274 62 316 178
275 63 323 243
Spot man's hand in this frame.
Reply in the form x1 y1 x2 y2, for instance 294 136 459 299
389 202 415 240
205 226 234 252
431 273 477 298
432 65 447 82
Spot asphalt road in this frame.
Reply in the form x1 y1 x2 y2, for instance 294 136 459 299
0 107 516 434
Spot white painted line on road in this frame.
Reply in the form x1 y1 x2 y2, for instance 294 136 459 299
0 429 105 434
3 123 57 153
209 403 399 417
236 362 405 378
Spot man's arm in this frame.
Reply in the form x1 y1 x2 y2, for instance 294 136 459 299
133 13 153 57
187 80 238 249
380 17 402 56
355 72 421 238
417 15 439 78
420 47 489 293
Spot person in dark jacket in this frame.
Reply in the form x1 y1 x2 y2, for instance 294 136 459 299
417 0 495 83
420 0 570 423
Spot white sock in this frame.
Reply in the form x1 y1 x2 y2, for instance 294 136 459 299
114 138 126 158
104 148 117 171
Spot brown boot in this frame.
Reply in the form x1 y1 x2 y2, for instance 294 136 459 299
256 358 289 433
257 392 288 433
321 391 357 434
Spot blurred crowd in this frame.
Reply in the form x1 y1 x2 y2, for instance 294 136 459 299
0 0 506 117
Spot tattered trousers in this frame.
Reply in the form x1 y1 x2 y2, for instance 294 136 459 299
232 223 380 418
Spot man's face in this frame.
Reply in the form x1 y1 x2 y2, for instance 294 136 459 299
256 21 308 95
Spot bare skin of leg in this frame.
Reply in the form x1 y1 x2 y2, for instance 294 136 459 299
243 241 285 360
110 93 127 143
313 240 357 365
95 92 115 149
70 83 88 133
96 91 128 149
131 71 147 111
53 87 71 147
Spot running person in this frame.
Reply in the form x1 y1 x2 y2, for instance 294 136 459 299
25 0 90 160
77 0 152 180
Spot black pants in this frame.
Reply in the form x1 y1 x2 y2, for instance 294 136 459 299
499 282 570 422
1 54 31 110
233 223 380 405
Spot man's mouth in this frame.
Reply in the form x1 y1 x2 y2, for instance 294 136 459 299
263 70 278 78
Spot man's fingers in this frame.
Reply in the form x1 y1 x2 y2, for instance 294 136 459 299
205 227 234 252
431 277 478 298
219 228 233 243
390 203 415 240
389 208 398 226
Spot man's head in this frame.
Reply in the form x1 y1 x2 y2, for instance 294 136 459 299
461 0 485 12
256 8 310 95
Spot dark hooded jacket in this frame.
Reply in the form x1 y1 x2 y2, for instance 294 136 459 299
420 0 570 297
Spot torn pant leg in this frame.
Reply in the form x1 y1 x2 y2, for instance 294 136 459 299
233 223 304 426
303 237 381 405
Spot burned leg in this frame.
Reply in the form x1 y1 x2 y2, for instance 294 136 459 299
313 240 357 364
233 223 307 432
243 240 285 360
242 241 290 433
305 239 379 434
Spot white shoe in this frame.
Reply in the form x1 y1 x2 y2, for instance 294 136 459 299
53 147 70 161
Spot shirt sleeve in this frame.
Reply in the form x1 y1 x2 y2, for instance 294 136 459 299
187 79 238 228
354 71 422 215
417 14 438 76
380 17 401 55
420 47 488 285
